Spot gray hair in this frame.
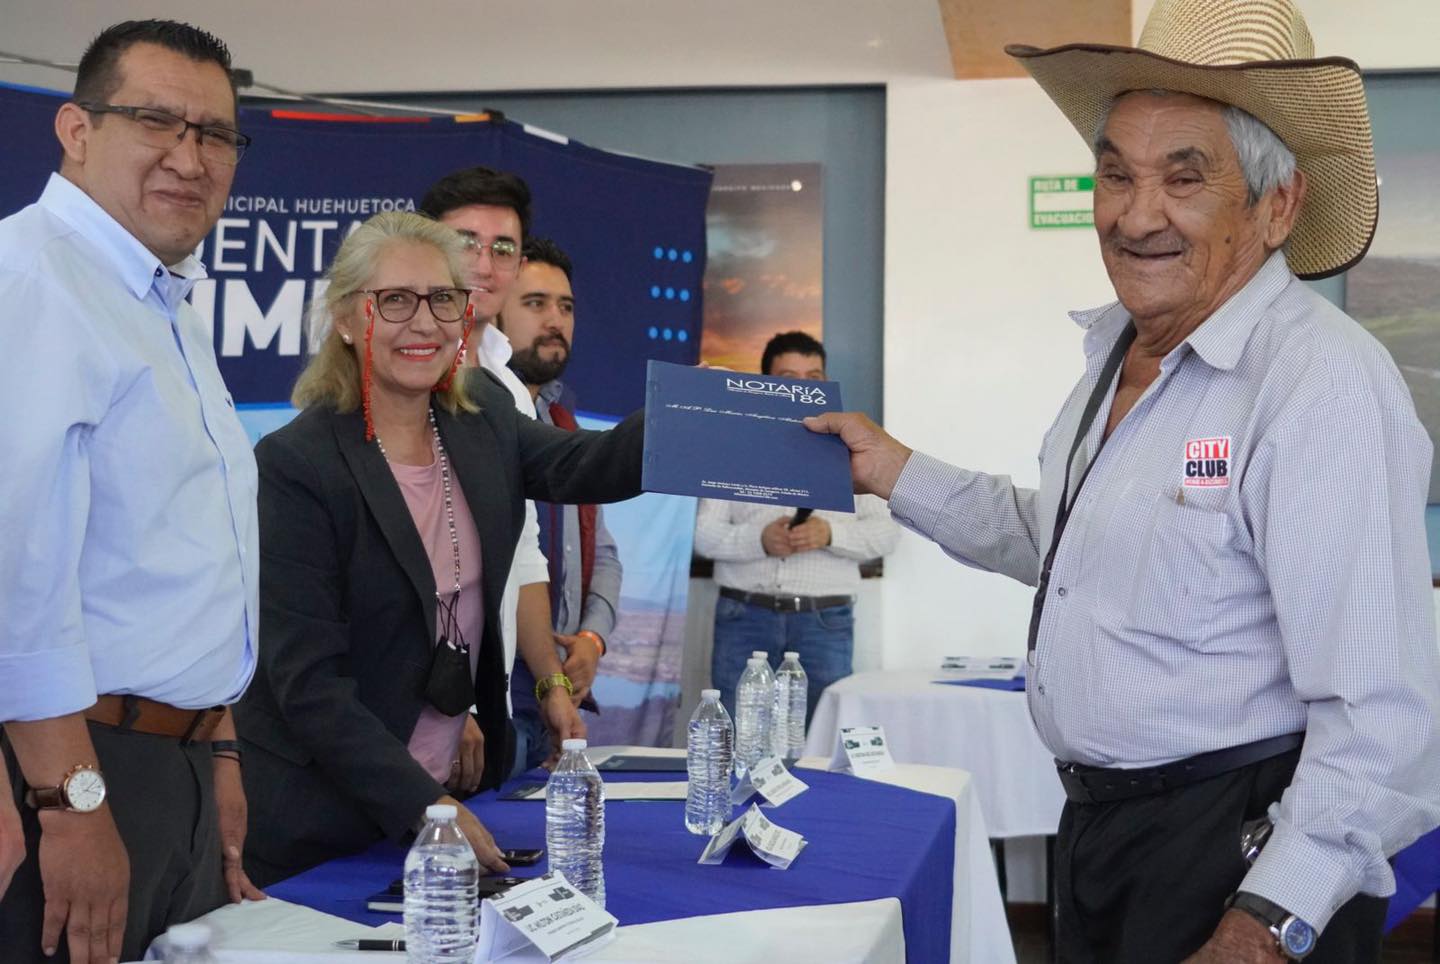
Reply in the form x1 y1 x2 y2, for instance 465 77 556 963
1092 90 1298 205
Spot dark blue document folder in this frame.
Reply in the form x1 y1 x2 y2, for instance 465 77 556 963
642 361 856 512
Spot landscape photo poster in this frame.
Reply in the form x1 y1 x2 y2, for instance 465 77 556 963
700 163 823 372
1344 150 1440 575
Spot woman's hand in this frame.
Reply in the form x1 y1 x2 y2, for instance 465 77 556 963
445 714 485 796
436 795 509 874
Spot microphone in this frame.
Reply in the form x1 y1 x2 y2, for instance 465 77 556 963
788 508 813 529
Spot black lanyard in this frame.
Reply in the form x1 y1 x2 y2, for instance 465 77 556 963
1026 323 1136 662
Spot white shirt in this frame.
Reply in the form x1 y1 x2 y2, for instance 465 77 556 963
694 495 900 597
0 174 258 719
474 324 548 702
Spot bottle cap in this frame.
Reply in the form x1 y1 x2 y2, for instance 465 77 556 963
426 803 458 821
701 688 720 700
166 923 211 950
562 738 588 751
784 651 800 660
751 651 768 660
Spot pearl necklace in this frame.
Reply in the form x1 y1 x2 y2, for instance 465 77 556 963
374 409 461 596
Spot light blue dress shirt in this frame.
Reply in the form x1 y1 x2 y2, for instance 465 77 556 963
889 251 1440 930
0 174 258 720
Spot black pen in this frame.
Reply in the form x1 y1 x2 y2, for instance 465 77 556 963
333 938 406 951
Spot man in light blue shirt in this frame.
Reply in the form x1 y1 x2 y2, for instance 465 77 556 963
808 1 1440 961
0 20 260 963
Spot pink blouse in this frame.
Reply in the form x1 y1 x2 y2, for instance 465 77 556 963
388 443 484 783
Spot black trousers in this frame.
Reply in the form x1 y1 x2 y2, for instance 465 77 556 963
0 723 227 963
1054 747 1388 963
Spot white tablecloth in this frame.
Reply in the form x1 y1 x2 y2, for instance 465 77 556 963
805 671 1065 838
144 754 1014 964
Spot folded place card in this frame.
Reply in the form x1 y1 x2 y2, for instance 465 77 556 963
740 756 808 807
938 656 1023 679
829 725 896 777
474 872 616 963
698 804 807 870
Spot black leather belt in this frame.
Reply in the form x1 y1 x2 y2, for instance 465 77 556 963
719 587 852 613
1056 732 1304 805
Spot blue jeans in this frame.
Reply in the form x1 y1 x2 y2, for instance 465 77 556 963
509 707 550 779
710 594 854 726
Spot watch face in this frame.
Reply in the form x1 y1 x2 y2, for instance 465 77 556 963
1281 917 1317 956
65 768 106 812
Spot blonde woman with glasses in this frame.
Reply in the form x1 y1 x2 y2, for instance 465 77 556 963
233 211 643 885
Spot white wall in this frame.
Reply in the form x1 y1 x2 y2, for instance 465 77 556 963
879 77 1117 669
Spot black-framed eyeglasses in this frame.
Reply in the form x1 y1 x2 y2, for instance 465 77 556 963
75 102 251 165
456 232 521 270
361 288 471 323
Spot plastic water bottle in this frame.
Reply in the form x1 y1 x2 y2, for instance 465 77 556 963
770 655 790 760
776 651 809 761
546 738 606 907
734 657 773 778
163 923 217 963
403 804 479 963
750 651 776 757
685 689 734 835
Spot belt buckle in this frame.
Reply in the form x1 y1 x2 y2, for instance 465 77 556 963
790 595 804 612
1056 763 1093 804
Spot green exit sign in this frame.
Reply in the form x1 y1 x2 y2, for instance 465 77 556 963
1030 175 1095 229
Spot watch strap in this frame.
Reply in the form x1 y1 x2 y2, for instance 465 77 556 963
1228 891 1290 929
1228 891 1313 960
23 763 103 811
25 784 65 810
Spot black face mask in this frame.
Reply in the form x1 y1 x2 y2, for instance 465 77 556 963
424 593 473 716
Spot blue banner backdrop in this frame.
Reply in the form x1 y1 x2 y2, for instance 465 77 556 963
0 82 709 747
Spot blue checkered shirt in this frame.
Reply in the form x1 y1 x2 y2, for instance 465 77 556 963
889 251 1440 930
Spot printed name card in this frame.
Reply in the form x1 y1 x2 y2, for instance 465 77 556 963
698 804 807 870
741 756 809 807
939 656 1023 679
475 872 616 963
830 725 896 776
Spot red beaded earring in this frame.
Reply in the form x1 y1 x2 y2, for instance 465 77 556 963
433 303 475 395
361 299 378 442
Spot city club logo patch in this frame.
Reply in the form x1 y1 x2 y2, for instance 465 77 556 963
1183 436 1231 487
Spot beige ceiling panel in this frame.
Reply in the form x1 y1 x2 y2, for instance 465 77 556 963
939 0 1131 79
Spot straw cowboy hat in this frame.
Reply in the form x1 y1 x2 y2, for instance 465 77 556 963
1007 0 1376 280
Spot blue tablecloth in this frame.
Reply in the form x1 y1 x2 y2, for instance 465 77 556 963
1386 826 1440 932
269 767 956 962
932 677 1027 692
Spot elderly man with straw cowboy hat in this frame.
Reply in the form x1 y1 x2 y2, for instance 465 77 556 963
807 0 1440 960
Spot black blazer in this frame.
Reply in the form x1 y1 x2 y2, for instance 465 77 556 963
236 371 642 881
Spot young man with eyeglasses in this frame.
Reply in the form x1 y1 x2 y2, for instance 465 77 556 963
419 169 587 782
0 19 262 964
